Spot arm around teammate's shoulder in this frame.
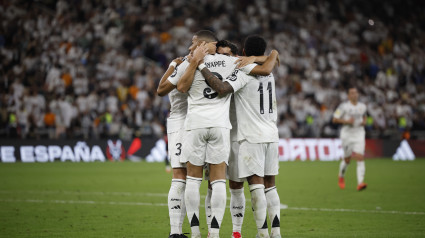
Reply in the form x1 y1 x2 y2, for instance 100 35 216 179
249 50 279 76
157 58 183 96
200 68 234 96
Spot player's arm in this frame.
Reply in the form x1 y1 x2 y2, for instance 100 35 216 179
235 50 280 69
248 50 279 76
157 57 183 96
332 106 354 125
200 67 234 96
332 117 354 125
176 43 208 93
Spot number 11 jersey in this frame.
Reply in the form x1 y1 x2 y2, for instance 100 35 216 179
226 69 279 144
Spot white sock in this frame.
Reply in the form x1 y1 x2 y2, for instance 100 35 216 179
205 188 212 232
249 184 268 237
265 186 281 237
185 176 202 236
357 160 365 185
338 160 348 177
168 179 186 235
209 180 227 235
230 188 245 233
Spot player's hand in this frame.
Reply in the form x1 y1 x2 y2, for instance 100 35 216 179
270 50 280 67
235 56 256 69
173 57 184 66
192 42 208 64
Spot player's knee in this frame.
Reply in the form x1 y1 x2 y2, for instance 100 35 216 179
172 168 187 179
264 175 275 188
247 175 264 185
229 180 244 189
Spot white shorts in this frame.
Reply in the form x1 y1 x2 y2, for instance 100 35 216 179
238 140 279 179
181 127 230 166
227 141 245 182
168 129 186 168
341 136 365 158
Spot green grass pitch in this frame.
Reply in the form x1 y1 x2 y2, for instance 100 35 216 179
1 159 425 237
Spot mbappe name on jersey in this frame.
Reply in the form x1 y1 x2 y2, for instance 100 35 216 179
205 60 226 68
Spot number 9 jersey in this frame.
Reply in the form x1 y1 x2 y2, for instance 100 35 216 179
225 68 279 144
184 54 243 130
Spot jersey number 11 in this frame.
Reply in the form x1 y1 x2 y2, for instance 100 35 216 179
258 81 273 114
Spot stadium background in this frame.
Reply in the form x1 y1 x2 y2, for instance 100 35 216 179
1 1 425 237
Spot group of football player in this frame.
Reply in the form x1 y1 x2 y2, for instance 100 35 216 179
157 30 281 238
157 29 368 238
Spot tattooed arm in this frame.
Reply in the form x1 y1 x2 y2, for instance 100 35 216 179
200 68 234 96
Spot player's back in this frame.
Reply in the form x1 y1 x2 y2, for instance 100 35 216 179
185 54 238 130
233 72 279 143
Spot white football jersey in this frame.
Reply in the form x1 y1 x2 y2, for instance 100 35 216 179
184 54 247 130
166 59 189 133
229 96 238 142
333 101 367 138
226 67 279 143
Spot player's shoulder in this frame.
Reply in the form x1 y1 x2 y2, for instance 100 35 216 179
206 54 237 62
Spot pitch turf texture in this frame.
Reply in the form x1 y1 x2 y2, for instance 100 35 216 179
1 160 425 238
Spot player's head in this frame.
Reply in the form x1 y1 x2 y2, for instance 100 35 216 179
216 40 238 56
189 30 218 54
348 86 359 103
243 35 267 56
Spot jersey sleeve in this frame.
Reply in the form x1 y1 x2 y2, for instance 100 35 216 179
333 104 344 119
167 61 189 85
225 69 249 93
238 63 257 75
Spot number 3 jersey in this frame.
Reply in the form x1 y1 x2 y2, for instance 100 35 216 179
225 67 279 144
184 54 254 131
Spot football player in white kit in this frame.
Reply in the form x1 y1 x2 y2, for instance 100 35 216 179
189 35 280 238
157 44 197 237
332 87 368 191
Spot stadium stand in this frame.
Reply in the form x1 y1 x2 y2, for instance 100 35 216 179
0 0 424 140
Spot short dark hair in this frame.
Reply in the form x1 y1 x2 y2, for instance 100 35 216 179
243 35 267 56
194 30 218 42
216 40 238 55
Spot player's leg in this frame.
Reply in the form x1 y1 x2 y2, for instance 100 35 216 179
265 176 280 238
209 162 228 238
264 142 281 238
228 140 245 238
167 130 187 237
185 163 203 238
247 175 269 238
353 138 367 191
338 140 352 189
238 141 269 237
168 168 187 237
205 127 231 238
182 129 207 238
204 170 212 233
229 180 245 238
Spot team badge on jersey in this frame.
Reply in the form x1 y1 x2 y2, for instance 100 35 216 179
226 69 239 81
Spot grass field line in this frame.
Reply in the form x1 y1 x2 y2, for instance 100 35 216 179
0 190 232 201
1 198 424 216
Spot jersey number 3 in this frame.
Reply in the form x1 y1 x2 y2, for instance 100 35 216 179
258 81 273 114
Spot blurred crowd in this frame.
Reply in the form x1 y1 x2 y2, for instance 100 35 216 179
1 0 424 140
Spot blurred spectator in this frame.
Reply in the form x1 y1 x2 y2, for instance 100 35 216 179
0 0 424 140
